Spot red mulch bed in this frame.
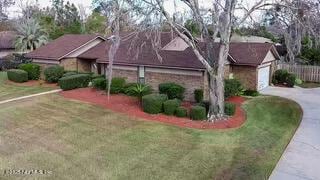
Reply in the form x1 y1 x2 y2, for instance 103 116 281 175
6 80 58 88
60 88 247 130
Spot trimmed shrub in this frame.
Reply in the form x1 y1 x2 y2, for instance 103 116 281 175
7 69 28 83
175 107 188 117
159 82 185 100
44 65 64 83
243 90 259 97
194 89 203 103
286 73 296 87
92 77 106 90
142 94 168 114
18 63 40 80
272 69 289 84
190 106 206 120
225 102 236 116
63 71 78 77
58 74 91 90
91 74 104 80
163 99 181 115
225 79 242 98
108 77 126 94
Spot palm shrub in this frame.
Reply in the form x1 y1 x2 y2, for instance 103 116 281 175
15 18 48 52
125 84 152 103
44 65 64 83
18 63 40 80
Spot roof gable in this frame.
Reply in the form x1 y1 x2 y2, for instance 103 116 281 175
26 34 106 60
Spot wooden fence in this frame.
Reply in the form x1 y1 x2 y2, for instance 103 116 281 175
277 63 320 82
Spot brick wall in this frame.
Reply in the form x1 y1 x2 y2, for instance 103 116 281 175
60 58 77 71
145 69 204 101
77 59 91 72
231 65 257 90
113 68 138 83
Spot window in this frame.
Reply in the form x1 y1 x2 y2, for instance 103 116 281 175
138 66 145 84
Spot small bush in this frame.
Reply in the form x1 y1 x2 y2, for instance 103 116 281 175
63 71 78 77
295 78 303 85
92 77 106 90
198 100 210 114
286 73 296 87
225 102 236 116
44 65 64 83
225 79 242 98
18 63 40 80
163 99 181 115
7 69 28 83
190 106 206 120
194 89 203 103
107 77 126 94
272 69 289 84
243 90 259 97
175 107 188 117
58 74 91 90
91 74 104 80
142 94 168 114
159 82 185 100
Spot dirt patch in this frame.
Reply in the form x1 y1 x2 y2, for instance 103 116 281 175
60 88 246 130
6 80 58 88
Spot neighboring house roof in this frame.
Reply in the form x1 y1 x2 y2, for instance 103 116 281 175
0 31 17 49
229 43 280 66
25 34 106 60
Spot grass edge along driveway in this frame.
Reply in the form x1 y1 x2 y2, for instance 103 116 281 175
0 71 54 101
0 94 302 180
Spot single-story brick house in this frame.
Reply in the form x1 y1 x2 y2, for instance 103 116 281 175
0 31 17 59
26 33 280 101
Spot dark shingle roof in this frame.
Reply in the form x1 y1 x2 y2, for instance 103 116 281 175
25 34 105 60
79 33 279 69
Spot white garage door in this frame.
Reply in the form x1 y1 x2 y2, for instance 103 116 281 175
257 66 270 90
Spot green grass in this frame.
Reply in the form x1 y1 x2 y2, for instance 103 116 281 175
0 94 302 180
298 82 320 88
0 71 54 101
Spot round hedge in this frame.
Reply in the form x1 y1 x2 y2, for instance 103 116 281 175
18 63 40 80
163 99 180 115
159 82 185 100
190 106 206 120
58 74 91 90
44 65 64 83
7 69 28 83
175 107 188 117
142 94 168 114
92 77 106 90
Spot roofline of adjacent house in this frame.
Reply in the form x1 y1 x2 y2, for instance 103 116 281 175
57 36 106 60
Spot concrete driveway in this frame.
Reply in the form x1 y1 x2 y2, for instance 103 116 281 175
261 87 320 180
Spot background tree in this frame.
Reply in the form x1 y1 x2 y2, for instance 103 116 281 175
85 11 107 34
15 18 48 52
0 0 14 21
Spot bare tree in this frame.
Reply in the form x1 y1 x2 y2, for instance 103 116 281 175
0 0 14 21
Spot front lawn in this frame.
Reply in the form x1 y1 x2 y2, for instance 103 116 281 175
0 94 301 179
0 71 54 101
